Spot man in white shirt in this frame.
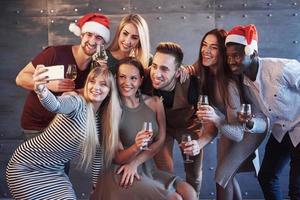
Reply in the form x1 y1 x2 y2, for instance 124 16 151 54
225 24 300 200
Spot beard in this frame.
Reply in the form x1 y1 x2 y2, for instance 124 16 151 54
81 42 96 56
155 74 177 91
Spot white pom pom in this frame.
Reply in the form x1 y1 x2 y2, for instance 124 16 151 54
69 23 81 36
244 45 254 56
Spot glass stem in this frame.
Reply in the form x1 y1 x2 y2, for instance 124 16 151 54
186 155 190 161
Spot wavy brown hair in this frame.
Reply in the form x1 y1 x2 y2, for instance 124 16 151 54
197 29 234 107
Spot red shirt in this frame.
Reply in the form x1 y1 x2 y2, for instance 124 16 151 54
21 45 91 130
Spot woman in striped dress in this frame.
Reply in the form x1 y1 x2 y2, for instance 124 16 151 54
6 66 121 199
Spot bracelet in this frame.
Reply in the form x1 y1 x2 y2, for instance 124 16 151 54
34 85 46 94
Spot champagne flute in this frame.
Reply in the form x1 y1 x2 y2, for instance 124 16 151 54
197 95 209 123
140 122 153 151
92 44 108 68
98 44 108 61
239 104 252 131
66 64 77 80
181 134 194 163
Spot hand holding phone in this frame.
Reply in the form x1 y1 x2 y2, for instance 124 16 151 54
44 65 64 80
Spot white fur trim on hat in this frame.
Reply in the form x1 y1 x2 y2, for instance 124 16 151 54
245 44 255 55
69 23 81 37
225 34 247 46
245 40 258 55
81 21 110 43
225 34 258 55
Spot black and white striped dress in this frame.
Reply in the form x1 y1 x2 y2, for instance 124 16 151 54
6 90 102 199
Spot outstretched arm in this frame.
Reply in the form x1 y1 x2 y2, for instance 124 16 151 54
33 65 79 115
16 62 75 92
16 62 36 90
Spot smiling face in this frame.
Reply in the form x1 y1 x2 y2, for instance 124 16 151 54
201 34 219 68
118 23 140 54
86 74 110 105
80 32 105 56
150 52 177 90
226 44 250 75
117 63 143 98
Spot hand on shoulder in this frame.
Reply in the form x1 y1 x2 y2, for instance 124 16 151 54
143 95 163 112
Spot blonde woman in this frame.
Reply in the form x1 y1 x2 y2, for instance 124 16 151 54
6 66 121 199
104 14 151 74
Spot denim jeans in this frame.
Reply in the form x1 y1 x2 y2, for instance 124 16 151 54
258 133 300 200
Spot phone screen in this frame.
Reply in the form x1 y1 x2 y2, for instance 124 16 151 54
45 65 64 80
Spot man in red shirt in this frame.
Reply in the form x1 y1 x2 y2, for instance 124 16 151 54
16 13 110 140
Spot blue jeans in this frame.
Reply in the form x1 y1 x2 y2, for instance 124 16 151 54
258 134 300 200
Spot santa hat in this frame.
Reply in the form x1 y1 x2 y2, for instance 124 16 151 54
225 24 258 55
69 13 110 43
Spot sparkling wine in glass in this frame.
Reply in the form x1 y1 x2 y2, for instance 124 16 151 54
197 95 209 123
140 122 153 151
92 44 108 68
66 64 77 80
181 134 194 163
239 104 252 131
98 44 108 61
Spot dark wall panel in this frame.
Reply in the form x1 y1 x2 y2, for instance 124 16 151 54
216 9 300 60
145 12 215 64
1 0 298 199
0 0 48 17
0 16 48 140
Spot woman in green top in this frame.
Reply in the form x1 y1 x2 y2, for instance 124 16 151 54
92 58 197 200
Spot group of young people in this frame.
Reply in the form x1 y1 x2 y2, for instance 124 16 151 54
6 11 300 200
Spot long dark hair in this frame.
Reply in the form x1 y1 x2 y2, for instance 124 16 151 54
197 29 234 107
116 57 145 78
116 57 145 98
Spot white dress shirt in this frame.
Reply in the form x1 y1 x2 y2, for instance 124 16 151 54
243 57 300 147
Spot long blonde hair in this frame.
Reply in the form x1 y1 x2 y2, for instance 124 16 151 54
108 14 150 69
80 67 121 170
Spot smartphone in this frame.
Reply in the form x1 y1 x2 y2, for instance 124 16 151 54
45 65 64 80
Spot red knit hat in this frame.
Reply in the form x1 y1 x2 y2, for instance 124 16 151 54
225 24 258 55
69 13 110 43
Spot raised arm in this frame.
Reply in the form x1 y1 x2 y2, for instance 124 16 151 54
16 62 75 93
182 61 199 76
33 65 79 115
16 62 36 90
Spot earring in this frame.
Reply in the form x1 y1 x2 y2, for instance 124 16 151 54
135 88 141 98
129 49 136 57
